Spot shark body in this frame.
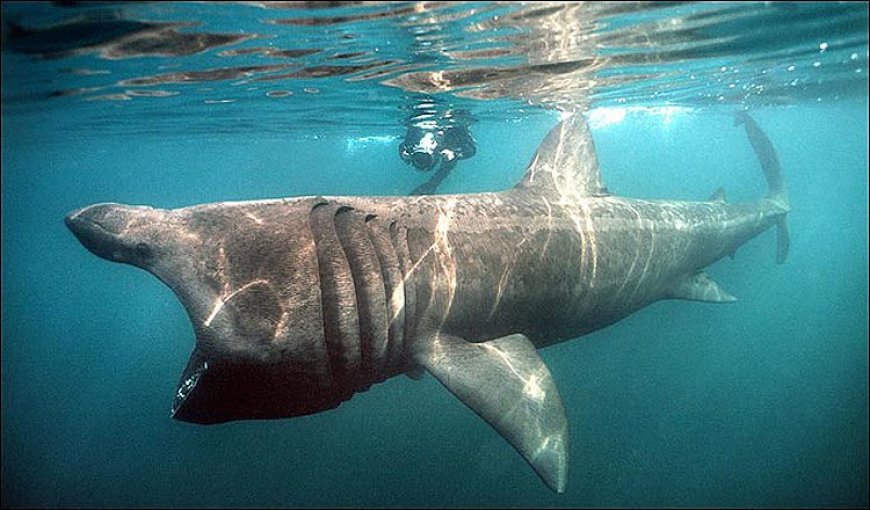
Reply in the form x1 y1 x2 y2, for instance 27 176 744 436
65 112 789 493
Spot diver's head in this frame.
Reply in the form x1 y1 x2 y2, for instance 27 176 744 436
410 150 436 171
400 129 440 172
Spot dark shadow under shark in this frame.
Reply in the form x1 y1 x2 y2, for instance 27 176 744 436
64 111 789 494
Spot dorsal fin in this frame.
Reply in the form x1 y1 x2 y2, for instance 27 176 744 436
515 112 607 198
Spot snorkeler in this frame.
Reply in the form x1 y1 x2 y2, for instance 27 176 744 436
399 110 477 195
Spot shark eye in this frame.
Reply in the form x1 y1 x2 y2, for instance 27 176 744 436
135 242 153 259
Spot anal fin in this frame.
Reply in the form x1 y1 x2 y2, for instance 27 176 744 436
412 333 568 493
667 271 737 303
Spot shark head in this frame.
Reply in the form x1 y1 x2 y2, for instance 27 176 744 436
65 200 348 424
65 203 218 327
65 203 163 268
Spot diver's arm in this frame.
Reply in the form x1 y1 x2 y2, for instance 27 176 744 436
410 158 457 195
442 126 476 159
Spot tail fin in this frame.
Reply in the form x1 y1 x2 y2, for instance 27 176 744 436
775 216 790 265
735 110 790 263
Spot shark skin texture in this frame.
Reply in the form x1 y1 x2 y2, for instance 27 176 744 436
65 112 789 494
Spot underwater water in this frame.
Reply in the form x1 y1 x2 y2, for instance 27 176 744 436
2 1 868 508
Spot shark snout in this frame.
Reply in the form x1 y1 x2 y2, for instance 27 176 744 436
65 204 125 260
65 203 153 261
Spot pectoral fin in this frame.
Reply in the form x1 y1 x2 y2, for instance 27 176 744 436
412 333 569 493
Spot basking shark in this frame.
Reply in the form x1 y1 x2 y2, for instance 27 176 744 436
65 111 789 493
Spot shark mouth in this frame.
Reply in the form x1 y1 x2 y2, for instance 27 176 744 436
169 348 353 424
171 349 209 419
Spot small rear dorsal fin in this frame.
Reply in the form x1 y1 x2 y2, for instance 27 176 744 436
515 112 607 199
708 187 727 203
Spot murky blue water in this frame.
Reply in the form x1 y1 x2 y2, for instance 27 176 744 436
2 2 868 507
